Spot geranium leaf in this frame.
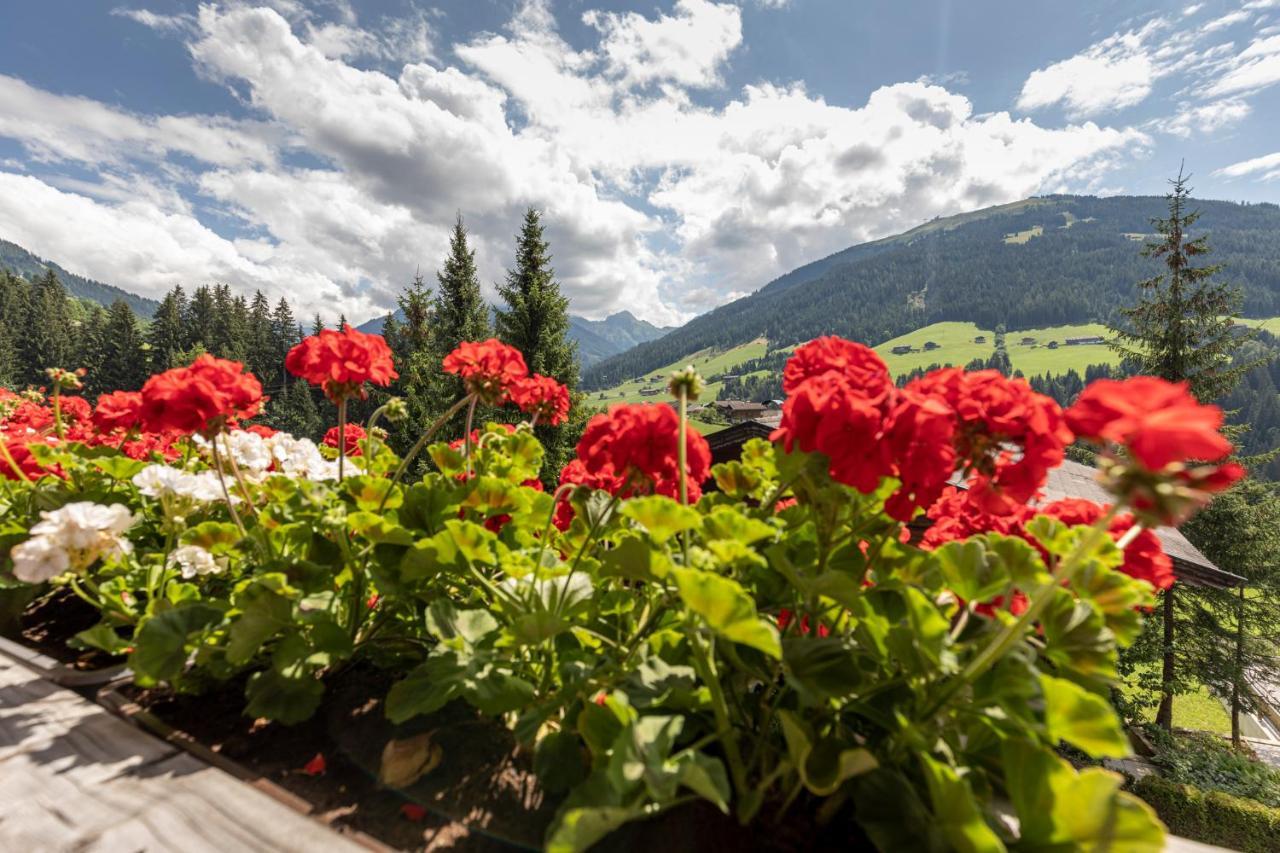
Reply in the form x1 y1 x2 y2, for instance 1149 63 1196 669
672 567 781 658
1041 674 1130 758
619 496 700 544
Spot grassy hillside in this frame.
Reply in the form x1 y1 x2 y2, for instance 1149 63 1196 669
592 320 1132 403
584 195 1280 390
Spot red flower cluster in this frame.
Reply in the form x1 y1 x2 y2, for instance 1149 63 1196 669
323 423 367 456
442 339 529 405
556 404 710 527
510 374 571 426
907 368 1071 515
1066 377 1244 523
92 391 143 435
285 326 398 403
922 488 1174 591
139 355 264 437
772 338 1070 521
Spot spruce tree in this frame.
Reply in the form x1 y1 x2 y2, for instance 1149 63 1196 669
148 287 188 372
495 208 581 478
433 215 491 356
20 270 73 384
389 272 435 447
246 291 275 385
185 286 217 352
1109 167 1266 731
94 301 148 393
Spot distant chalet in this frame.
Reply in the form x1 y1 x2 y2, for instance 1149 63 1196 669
712 400 768 422
1065 336 1105 346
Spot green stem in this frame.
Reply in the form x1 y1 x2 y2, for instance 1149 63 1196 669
384 394 473 501
462 395 478 480
336 397 347 482
687 625 749 804
52 386 64 440
0 439 30 482
921 508 1120 720
209 437 247 538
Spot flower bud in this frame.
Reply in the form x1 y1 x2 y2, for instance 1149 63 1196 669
668 365 705 402
383 398 409 424
44 367 85 391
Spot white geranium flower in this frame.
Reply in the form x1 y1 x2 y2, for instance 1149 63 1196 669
132 465 235 504
11 535 70 584
267 433 358 481
166 545 223 579
195 431 274 479
12 502 137 583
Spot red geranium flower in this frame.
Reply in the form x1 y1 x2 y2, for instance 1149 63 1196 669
908 368 1070 515
577 403 710 495
882 388 958 522
1066 377 1231 470
442 339 528 404
139 355 264 437
323 423 367 455
285 326 398 403
783 337 894 403
93 391 144 434
1 435 62 480
58 396 92 425
510 374 570 425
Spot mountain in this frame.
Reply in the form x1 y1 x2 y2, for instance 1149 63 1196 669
0 238 159 318
357 308 672 368
568 311 673 367
583 195 1280 390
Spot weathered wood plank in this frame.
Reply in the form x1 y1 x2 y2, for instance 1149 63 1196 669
0 652 368 852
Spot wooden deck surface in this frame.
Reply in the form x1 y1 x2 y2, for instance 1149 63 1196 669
0 651 367 852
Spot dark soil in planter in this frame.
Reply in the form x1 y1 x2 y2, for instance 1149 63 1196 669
7 588 124 671
119 665 872 852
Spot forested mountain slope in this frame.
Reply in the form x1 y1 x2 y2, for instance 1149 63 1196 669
0 239 159 318
584 195 1280 389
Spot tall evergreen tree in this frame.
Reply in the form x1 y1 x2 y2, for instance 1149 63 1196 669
387 271 436 448
20 270 73 384
495 208 581 477
148 286 188 372
185 286 217 352
93 301 149 393
246 291 275 385
1109 168 1266 731
433 215 491 356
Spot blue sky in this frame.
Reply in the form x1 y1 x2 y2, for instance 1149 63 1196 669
0 1 1277 325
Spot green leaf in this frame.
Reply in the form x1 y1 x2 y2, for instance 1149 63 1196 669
546 805 642 853
345 511 414 545
343 475 402 511
73 621 131 655
244 668 324 724
671 567 781 658
935 539 1011 605
599 532 673 582
778 710 877 795
1041 674 1130 758
918 754 1006 853
1003 738 1164 850
534 730 589 794
442 519 495 563
226 582 293 665
674 751 731 813
385 656 466 723
782 637 865 706
94 456 146 481
181 521 243 555
426 599 499 646
130 603 223 683
853 769 944 851
701 506 775 545
620 496 701 544
400 530 461 581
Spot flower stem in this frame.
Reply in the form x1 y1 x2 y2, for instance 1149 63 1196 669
921 508 1119 719
52 386 64 440
678 388 688 507
336 397 347 482
462 395 478 479
209 437 247 538
386 394 472 495
0 440 30 482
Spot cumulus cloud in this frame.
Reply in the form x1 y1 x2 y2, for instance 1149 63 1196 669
1206 34 1280 95
0 2 1153 325
1017 25 1162 117
1154 97 1251 137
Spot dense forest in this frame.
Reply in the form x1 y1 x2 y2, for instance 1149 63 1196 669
0 209 584 476
584 195 1280 390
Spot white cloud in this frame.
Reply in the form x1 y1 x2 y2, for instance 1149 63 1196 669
584 0 742 90
1183 3 1205 15
0 2 1152 326
1154 97 1251 136
0 75 281 169
1206 34 1280 95
1214 151 1280 180
110 7 195 33
1017 24 1164 117
1200 10 1251 32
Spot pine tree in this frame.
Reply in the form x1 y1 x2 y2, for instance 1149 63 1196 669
271 297 300 386
495 208 581 478
94 301 148 393
148 287 188 372
270 376 322 439
1109 167 1267 731
389 271 436 447
20 270 73 384
433 215 491 356
185 286 217 352
246 291 275 385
